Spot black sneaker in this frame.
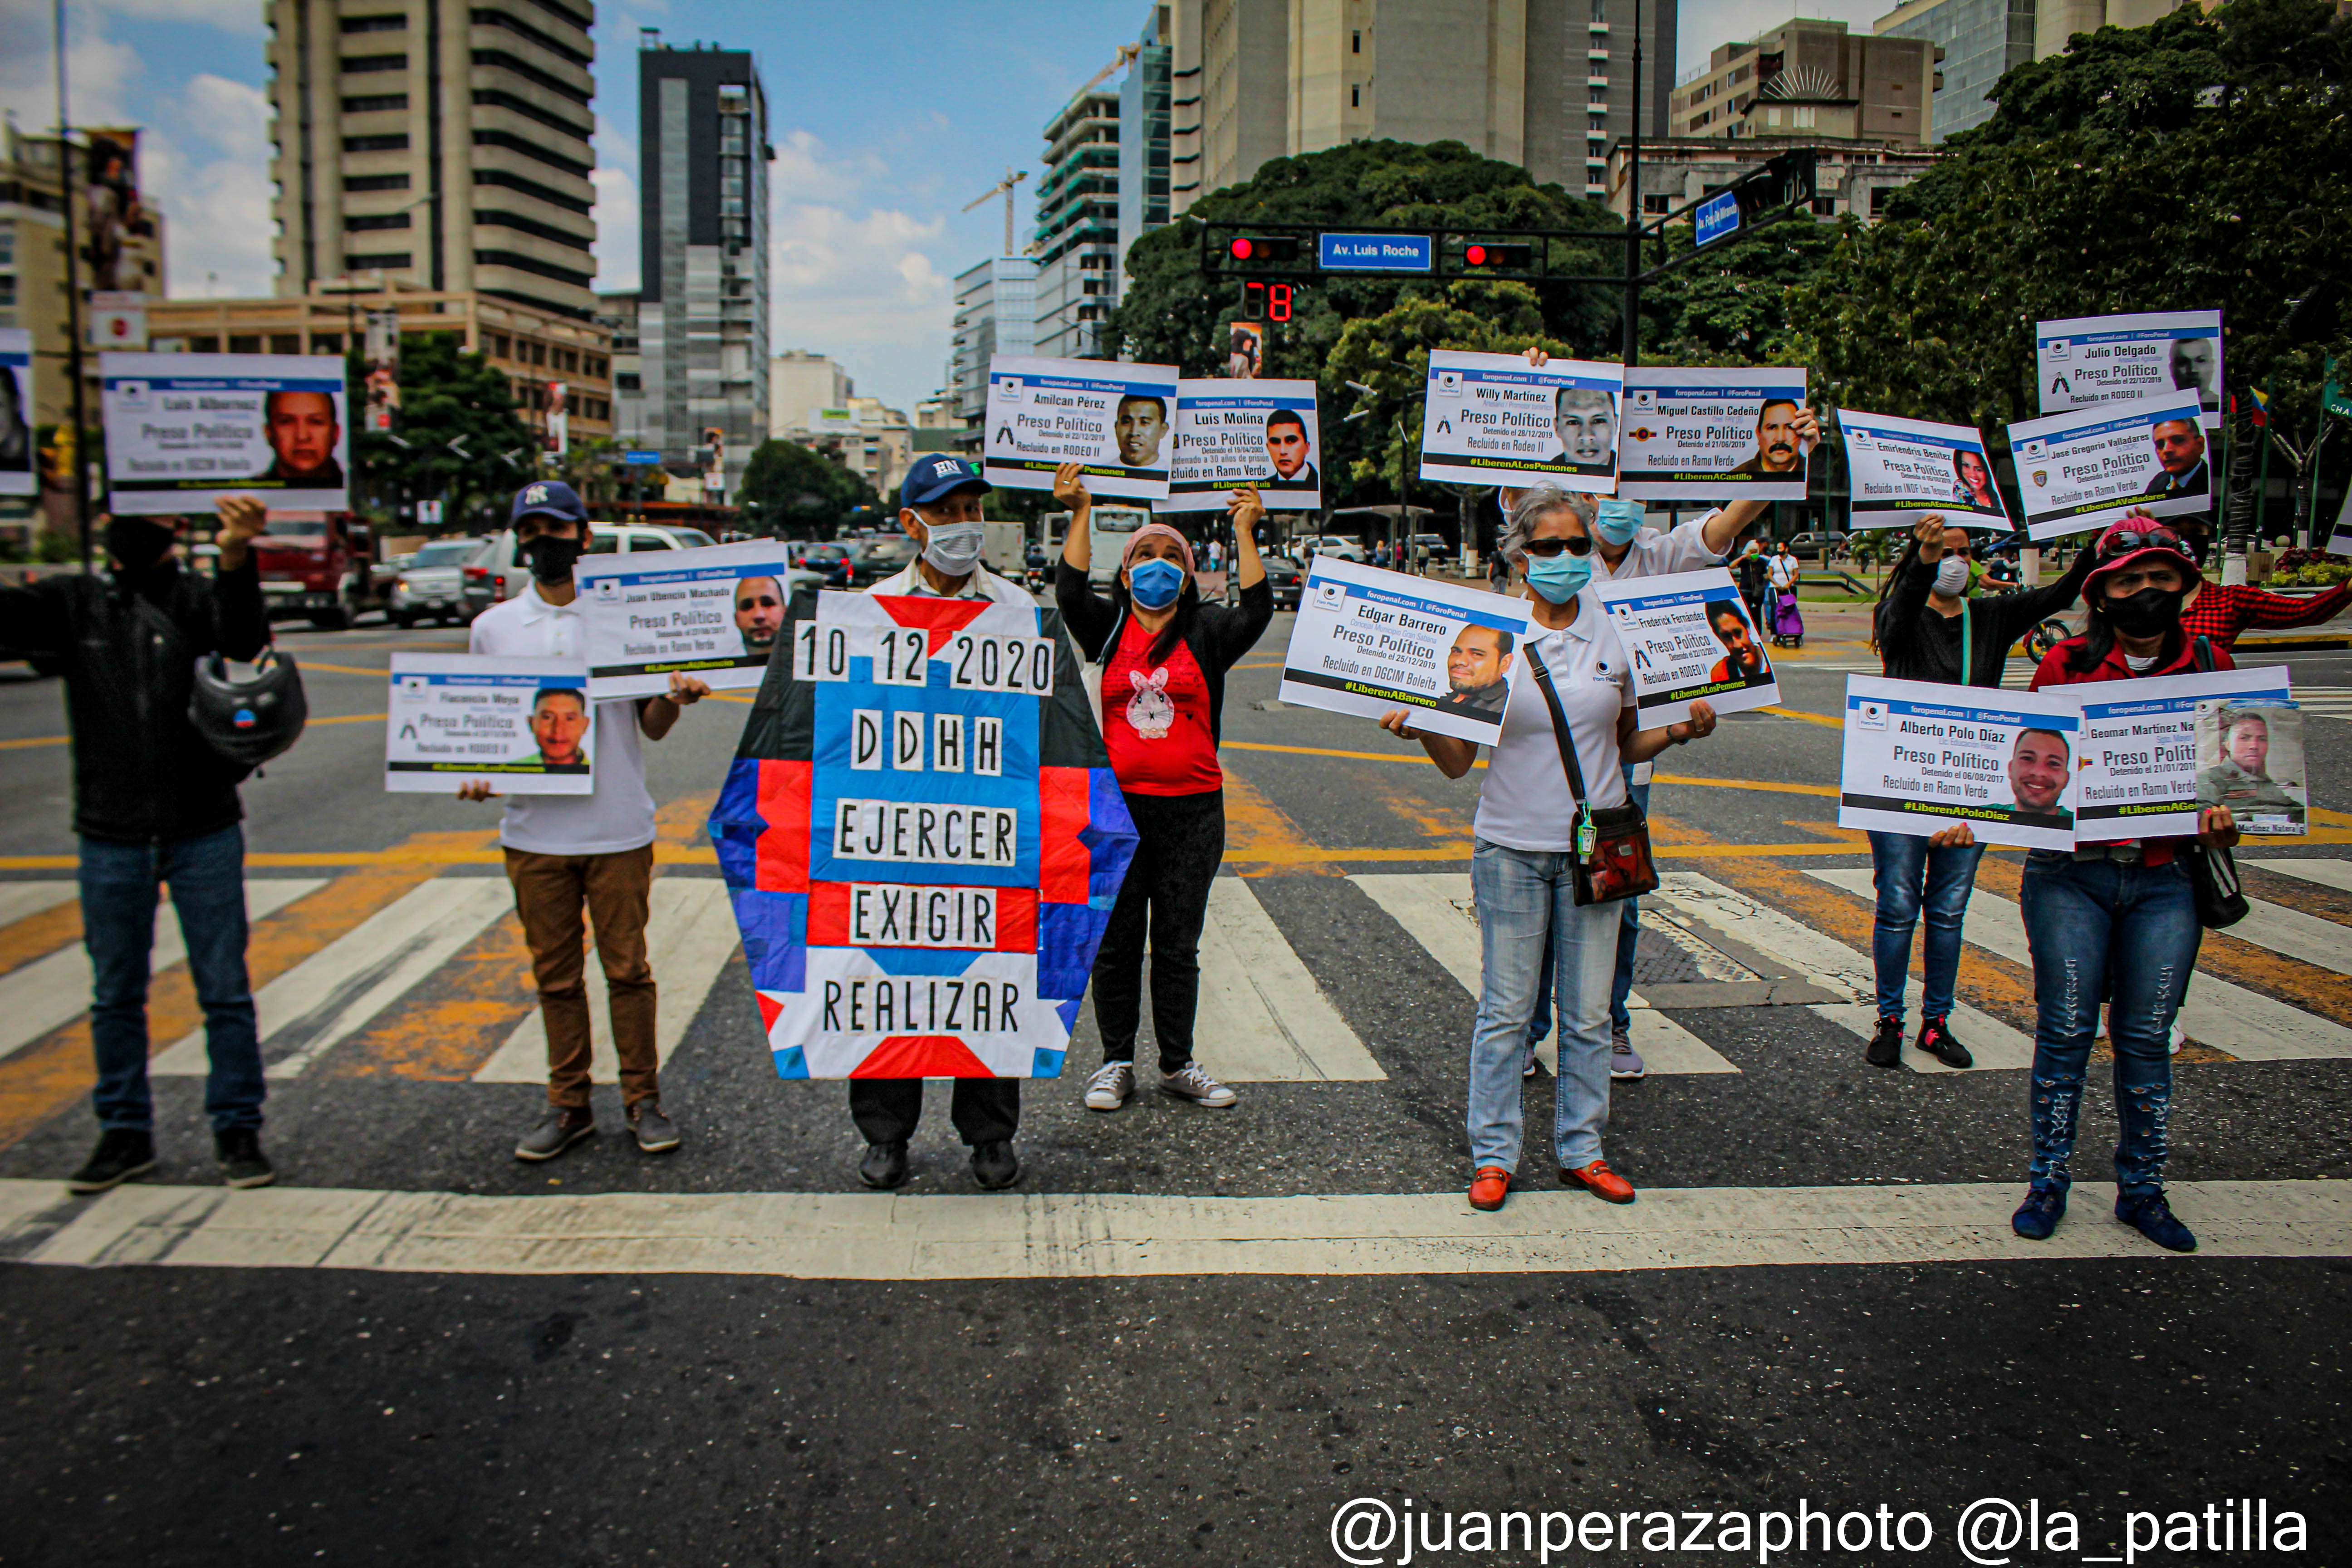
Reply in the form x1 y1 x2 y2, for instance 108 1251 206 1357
1916 1016 1972 1069
857 1141 910 1190
1865 1015 1904 1068
214 1126 276 1190
67 1129 157 1195
970 1140 1021 1191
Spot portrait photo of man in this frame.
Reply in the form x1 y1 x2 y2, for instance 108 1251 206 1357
257 389 345 487
1727 398 1808 480
2196 708 2303 826
1953 447 2003 514
527 686 592 772
1432 623 1515 720
1114 393 1169 470
2006 727 2073 828
733 575 785 657
2140 417 2209 501
1703 600 1772 687
1553 386 1616 472
0 364 29 475
1255 409 1318 493
2170 337 2221 411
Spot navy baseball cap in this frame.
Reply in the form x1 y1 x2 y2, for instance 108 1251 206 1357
900 455 987 510
510 479 587 525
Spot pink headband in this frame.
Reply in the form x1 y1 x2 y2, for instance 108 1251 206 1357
1120 523 1196 576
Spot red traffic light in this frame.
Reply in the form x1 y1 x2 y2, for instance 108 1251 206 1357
1230 237 1254 261
1462 241 1532 269
1466 243 1488 266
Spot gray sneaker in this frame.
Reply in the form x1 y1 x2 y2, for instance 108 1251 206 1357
627 1099 681 1154
1084 1061 1135 1112
1609 1027 1646 1081
515 1107 595 1162
1161 1062 1238 1108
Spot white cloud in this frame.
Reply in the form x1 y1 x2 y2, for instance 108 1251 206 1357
768 129 881 203
591 114 640 293
769 202 955 411
145 76 274 297
0 3 143 130
83 0 264 34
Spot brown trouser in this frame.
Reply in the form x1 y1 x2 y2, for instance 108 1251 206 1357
504 845 658 1111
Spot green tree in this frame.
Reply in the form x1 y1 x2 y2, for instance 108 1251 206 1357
737 439 878 538
352 334 537 533
1638 217 1846 366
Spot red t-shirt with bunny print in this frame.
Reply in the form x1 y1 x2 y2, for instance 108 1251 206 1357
1101 613 1224 795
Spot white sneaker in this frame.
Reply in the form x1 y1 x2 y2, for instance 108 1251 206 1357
2169 1020 2185 1056
1084 1061 1135 1112
1161 1062 1238 1108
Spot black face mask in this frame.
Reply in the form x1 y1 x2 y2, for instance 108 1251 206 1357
519 532 584 586
104 516 176 573
2105 585 2185 640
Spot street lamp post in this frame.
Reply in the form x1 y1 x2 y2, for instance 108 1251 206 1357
54 0 90 570
1624 0 1643 370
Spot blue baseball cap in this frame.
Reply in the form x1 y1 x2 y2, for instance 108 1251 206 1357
510 479 587 525
900 455 988 510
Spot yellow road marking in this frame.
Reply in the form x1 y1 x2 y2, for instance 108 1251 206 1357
1758 705 1843 729
1 710 387 752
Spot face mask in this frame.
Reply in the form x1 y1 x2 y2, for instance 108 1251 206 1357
1524 551 1594 604
921 518 985 574
1593 499 1644 547
519 532 583 586
104 516 175 572
1933 555 1971 598
2105 584 2185 639
1127 556 1186 610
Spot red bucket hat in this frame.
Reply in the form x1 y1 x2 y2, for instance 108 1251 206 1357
2083 512 2202 596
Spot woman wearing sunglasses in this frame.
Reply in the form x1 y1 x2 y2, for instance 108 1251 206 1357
1378 487 1720 1214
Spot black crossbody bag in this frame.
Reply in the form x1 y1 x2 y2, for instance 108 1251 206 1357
1524 644 1659 906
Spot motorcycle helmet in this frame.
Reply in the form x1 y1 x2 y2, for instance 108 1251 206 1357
189 647 309 768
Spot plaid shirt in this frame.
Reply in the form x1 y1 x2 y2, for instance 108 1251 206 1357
2180 580 2352 650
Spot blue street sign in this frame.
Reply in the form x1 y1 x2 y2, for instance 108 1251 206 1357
1695 190 1741 247
1318 232 1434 273
623 449 663 465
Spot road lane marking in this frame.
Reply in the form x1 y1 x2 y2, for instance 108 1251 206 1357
2246 858 2352 896
0 882 76 930
1181 877 1384 1082
0 884 82 978
1757 706 1843 729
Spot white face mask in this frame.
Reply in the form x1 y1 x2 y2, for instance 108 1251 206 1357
921 518 986 574
1934 555 1970 598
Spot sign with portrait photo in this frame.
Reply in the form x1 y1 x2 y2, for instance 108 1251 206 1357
1158 379 1321 513
574 539 798 700
1838 676 2083 850
1594 567 1782 727
384 655 594 795
982 354 1179 501
2195 695 2308 837
0 328 32 497
2036 309 2224 431
1418 350 1622 493
2070 668 2293 842
2004 391 2210 539
1618 368 1812 501
1277 556 1536 745
99 351 350 514
1837 408 2010 526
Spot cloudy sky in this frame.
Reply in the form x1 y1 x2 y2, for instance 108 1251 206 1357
0 0 1894 416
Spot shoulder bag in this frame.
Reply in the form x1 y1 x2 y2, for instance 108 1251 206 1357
1523 643 1659 906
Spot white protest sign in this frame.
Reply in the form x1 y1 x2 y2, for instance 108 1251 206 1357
100 351 351 514
1594 567 1781 728
2073 668 2292 843
1838 676 2082 850
1158 379 1320 513
1837 408 2010 527
983 354 1178 501
2327 486 2352 557
2006 391 2210 539
574 539 797 700
385 655 594 795
2195 696 2308 838
1618 368 1811 501
0 328 31 497
1278 556 1535 745
2037 309 2223 431
1419 350 1622 493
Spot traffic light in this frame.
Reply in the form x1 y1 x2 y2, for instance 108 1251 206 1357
1226 234 1299 266
1461 241 1533 270
1735 148 1817 223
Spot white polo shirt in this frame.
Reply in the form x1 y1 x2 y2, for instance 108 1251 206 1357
1600 513 1727 583
868 560 1036 605
1473 588 1636 853
468 583 657 856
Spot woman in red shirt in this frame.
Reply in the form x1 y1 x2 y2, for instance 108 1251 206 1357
1052 463 1273 1113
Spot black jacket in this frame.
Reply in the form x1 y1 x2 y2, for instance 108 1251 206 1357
1875 550 2092 687
1055 560 1274 749
1 557 270 842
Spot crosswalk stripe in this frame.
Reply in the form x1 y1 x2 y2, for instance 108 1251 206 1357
0 881 326 1064
470 877 741 1085
2247 858 2352 896
0 882 76 931
1806 865 2352 1062
1193 878 1385 1082
1349 873 1740 1076
152 879 514 1080
6 1176 2342 1279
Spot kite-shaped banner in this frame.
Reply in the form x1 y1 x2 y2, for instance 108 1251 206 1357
709 590 1137 1081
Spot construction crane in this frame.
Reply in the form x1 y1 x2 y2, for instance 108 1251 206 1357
1071 42 1141 98
963 167 1029 259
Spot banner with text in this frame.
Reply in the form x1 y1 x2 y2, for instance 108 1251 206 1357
2036 309 2224 432
0 328 30 497
1618 368 1811 501
983 355 1179 500
2006 391 2210 539
2073 668 2294 842
1278 557 1536 745
384 655 594 795
1838 676 2082 850
99 351 350 514
1158 379 1321 513
1837 408 2011 527
1595 567 1782 727
1419 351 1622 493
575 539 798 700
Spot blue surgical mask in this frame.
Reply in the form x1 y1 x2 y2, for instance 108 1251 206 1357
1524 552 1594 604
1127 556 1186 609
1594 498 1645 547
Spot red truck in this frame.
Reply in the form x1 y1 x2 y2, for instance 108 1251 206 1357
250 511 392 629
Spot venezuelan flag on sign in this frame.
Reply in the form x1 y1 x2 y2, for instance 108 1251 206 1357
710 588 1137 1081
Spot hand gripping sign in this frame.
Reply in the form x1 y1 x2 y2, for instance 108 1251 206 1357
708 590 1138 1081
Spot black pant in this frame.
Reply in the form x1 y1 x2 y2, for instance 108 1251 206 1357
848 1078 1019 1148
1092 789 1225 1074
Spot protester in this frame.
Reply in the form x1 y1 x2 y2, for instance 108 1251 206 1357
2177 567 2352 651
1378 486 1719 1214
464 480 708 1164
1862 514 2094 1069
1736 539 1771 634
1054 462 1272 1115
846 455 1039 1192
1 497 274 1193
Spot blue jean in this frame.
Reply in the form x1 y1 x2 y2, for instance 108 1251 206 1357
1866 830 1985 1024
1527 774 1646 1048
1468 839 1620 1172
79 825 264 1134
2017 853 2200 1198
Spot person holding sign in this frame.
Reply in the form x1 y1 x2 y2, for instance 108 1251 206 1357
1055 464 1272 1115
1377 487 1720 1215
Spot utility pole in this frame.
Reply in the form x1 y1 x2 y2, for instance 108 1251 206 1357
55 0 89 570
1624 0 1643 370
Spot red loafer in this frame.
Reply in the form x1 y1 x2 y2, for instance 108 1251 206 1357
1561 1159 1637 1205
1468 1166 1512 1211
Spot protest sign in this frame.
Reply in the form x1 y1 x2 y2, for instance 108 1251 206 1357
1277 557 1535 745
574 539 797 701
2070 668 2293 842
2006 392 2210 539
2328 487 2352 557
983 354 1178 501
1618 368 1811 501
1838 676 2082 850
99 351 350 514
707 590 1138 1081
1594 567 1781 727
1158 379 1320 512
1836 408 2010 526
0 328 32 497
1419 350 1622 493
2195 696 2308 837
2036 309 2224 431
384 655 594 795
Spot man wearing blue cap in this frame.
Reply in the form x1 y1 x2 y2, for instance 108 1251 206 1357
852 456 1037 1193
464 480 711 1163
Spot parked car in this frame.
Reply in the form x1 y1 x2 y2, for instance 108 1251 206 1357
1260 556 1304 611
1785 530 1850 562
847 535 917 588
1302 534 1365 564
461 521 725 618
391 538 483 627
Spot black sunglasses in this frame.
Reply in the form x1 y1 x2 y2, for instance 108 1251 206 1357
2097 525 2185 557
1520 534 1594 558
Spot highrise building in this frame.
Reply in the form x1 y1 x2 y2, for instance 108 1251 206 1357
1117 10 1174 275
2029 0 2192 60
1874 0 2032 142
265 0 599 320
951 257 1038 430
1030 88 1122 361
768 350 854 437
1666 20 1939 147
635 38 771 500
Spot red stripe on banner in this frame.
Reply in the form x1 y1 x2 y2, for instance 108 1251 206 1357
755 992 784 1034
852 1035 997 1078
995 887 1039 953
1037 766 1092 906
807 881 852 946
874 593 993 648
756 760 811 893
